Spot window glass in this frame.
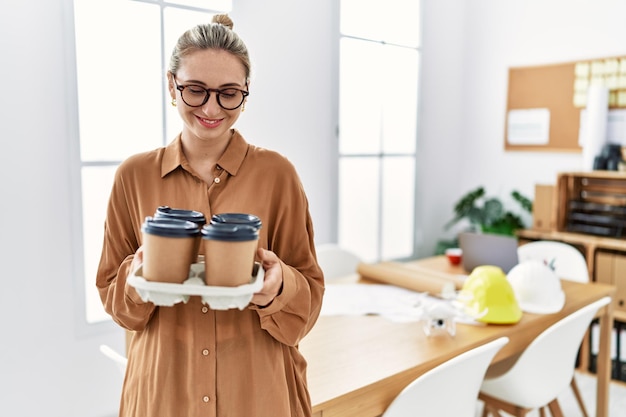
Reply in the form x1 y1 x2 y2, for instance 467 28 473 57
338 0 420 262
338 157 380 262
381 156 415 259
339 41 419 155
381 47 419 154
340 0 420 47
74 0 162 161
339 38 382 155
167 0 231 12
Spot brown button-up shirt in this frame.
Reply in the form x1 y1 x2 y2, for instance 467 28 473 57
96 130 324 417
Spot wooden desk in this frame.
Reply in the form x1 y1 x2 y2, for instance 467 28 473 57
302 257 616 417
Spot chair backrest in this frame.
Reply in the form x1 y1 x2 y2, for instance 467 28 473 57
382 337 509 417
480 296 611 409
99 344 128 375
316 243 362 281
517 240 589 282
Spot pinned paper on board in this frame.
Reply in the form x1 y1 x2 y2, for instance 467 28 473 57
507 108 550 145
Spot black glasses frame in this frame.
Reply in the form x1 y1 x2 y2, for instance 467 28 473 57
173 78 249 110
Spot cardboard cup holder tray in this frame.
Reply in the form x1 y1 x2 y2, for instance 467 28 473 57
128 262 264 310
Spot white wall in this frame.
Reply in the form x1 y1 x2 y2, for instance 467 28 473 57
2 0 626 415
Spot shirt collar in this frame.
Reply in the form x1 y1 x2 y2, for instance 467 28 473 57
161 129 248 178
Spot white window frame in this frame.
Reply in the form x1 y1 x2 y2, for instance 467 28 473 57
337 0 421 263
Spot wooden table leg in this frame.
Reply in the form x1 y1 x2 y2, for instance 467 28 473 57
584 244 596 283
595 302 614 417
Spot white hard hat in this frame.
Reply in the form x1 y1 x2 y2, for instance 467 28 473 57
507 260 565 314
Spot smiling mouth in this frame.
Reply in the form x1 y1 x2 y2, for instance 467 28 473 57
197 115 222 127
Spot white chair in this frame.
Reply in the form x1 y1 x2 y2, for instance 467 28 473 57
315 243 362 281
382 337 509 417
99 344 128 375
479 296 611 417
517 240 591 415
517 240 589 283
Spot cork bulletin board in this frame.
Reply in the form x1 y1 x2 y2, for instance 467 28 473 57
504 55 626 152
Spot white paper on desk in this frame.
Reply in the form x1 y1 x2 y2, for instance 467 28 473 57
320 283 424 322
320 284 483 324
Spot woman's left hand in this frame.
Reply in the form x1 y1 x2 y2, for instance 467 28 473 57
251 248 284 307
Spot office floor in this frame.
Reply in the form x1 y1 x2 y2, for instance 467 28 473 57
475 371 626 416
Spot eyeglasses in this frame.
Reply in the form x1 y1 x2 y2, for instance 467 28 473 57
173 78 249 110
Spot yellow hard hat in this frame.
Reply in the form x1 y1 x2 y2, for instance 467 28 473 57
459 265 522 324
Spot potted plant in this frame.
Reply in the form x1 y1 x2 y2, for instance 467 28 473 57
435 186 533 254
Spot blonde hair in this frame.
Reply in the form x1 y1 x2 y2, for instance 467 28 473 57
168 14 251 83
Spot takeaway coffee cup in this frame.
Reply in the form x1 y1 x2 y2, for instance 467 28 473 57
201 222 259 287
210 212 262 230
155 206 207 227
141 217 201 283
154 206 206 261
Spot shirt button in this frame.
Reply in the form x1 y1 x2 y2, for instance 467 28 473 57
201 306 209 313
214 177 221 184
202 349 209 356
203 396 210 403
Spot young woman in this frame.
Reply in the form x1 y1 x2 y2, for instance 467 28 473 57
96 14 324 417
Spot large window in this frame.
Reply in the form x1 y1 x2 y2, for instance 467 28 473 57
72 0 419 323
338 0 421 262
72 0 231 323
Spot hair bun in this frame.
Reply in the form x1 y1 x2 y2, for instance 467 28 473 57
212 14 234 30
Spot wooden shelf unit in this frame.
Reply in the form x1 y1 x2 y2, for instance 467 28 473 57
555 171 626 238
